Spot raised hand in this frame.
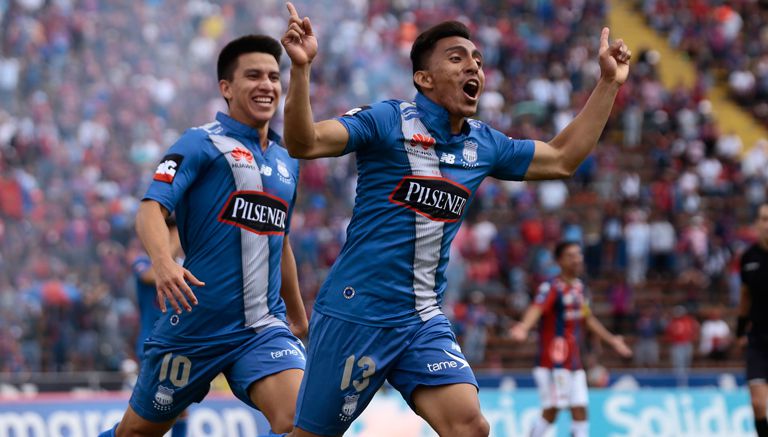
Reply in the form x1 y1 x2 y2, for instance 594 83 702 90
611 335 633 358
598 27 631 85
281 2 317 66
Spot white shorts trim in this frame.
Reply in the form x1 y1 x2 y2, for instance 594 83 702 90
532 366 588 409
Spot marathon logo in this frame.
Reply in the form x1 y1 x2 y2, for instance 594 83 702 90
389 176 470 222
218 191 288 235
153 154 184 183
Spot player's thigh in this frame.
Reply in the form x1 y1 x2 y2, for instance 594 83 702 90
224 327 306 430
248 368 304 432
569 369 589 412
127 339 221 425
533 367 574 410
411 383 488 437
116 405 176 437
294 312 403 437
388 315 485 436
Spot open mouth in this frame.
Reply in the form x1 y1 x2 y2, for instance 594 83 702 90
462 79 480 99
252 96 274 105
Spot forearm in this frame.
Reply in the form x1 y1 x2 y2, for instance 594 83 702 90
586 315 617 344
280 240 307 326
284 64 316 157
519 306 543 332
136 201 174 266
549 79 620 172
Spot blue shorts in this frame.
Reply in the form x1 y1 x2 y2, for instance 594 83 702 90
294 312 477 436
129 326 305 422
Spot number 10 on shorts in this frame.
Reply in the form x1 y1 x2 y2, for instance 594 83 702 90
340 355 376 392
158 353 192 388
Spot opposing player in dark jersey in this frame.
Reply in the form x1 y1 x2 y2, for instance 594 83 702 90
280 3 630 436
738 202 768 437
100 35 308 437
131 216 188 436
510 242 631 437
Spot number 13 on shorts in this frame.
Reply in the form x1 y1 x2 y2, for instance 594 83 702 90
340 354 376 392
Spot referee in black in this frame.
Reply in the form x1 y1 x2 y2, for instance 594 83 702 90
738 202 768 437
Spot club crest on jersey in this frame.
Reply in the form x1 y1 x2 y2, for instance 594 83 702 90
153 154 184 184
389 175 470 222
219 191 288 235
340 394 359 420
276 158 291 184
153 386 175 412
410 133 436 150
231 146 254 163
462 140 478 167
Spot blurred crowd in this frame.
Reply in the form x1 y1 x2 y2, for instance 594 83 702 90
0 0 764 376
637 0 768 124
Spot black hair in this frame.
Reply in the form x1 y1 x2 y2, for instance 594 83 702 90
554 241 580 260
410 21 471 92
217 34 282 82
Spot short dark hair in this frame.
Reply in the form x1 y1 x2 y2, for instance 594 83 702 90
217 34 282 82
410 21 471 92
554 241 580 260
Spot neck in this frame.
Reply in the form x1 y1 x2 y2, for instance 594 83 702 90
561 273 578 283
760 236 768 251
449 114 465 135
256 122 269 151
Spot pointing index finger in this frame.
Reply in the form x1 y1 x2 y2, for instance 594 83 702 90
287 2 300 19
600 27 609 51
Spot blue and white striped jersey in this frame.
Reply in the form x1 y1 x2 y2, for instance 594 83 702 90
315 92 534 327
144 112 298 344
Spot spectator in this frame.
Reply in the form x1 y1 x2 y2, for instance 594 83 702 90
699 306 731 361
665 305 700 386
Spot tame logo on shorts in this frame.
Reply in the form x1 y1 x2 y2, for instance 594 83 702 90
270 341 305 360
427 350 470 372
389 176 470 222
153 385 175 412
218 191 288 235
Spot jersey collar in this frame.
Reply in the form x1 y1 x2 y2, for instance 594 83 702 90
414 92 471 144
215 112 283 146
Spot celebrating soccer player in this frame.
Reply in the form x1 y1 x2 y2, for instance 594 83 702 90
280 2 630 435
737 202 768 437
510 242 632 437
100 35 308 437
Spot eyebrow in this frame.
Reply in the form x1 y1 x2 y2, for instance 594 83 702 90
243 68 280 75
444 45 483 60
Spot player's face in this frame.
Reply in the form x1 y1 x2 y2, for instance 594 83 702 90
757 205 768 242
558 245 584 277
423 36 484 118
220 52 281 128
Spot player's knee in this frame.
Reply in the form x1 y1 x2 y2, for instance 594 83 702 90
752 398 767 415
268 411 296 434
446 412 489 437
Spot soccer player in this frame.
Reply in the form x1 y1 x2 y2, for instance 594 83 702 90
510 242 632 437
280 3 630 436
131 216 188 436
100 34 308 437
737 202 768 437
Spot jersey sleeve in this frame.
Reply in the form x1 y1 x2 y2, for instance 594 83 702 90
334 101 400 155
143 129 212 214
534 281 557 312
488 128 535 181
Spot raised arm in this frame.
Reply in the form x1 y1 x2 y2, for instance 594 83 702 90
510 305 543 342
281 2 349 159
280 235 308 337
525 27 630 180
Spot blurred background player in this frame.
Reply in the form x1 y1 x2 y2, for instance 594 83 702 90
131 216 187 436
280 2 629 436
510 241 632 437
100 34 308 437
737 202 768 437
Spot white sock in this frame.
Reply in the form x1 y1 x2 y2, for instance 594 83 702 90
571 420 589 437
530 416 553 437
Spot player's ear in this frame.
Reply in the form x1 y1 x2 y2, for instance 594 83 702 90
219 79 232 104
413 71 434 92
